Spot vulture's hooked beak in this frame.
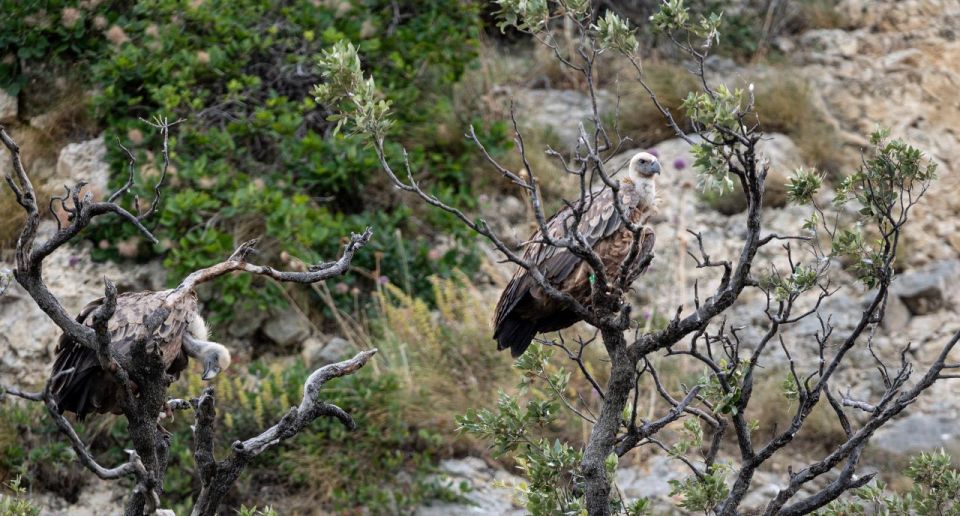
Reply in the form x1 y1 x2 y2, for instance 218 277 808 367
652 161 661 175
202 359 221 381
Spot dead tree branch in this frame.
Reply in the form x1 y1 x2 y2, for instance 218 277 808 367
1 122 375 515
190 349 377 515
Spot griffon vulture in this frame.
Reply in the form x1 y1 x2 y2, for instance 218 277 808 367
493 151 660 357
50 290 230 419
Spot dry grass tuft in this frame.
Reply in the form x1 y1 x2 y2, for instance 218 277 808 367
496 128 580 211
375 271 515 431
618 63 842 174
1 87 98 254
323 269 608 453
617 63 702 148
788 0 852 32
745 370 848 453
752 73 845 175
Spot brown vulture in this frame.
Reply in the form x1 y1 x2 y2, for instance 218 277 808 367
50 290 230 419
493 151 660 357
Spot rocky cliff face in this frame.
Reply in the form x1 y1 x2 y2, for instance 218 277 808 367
792 0 960 266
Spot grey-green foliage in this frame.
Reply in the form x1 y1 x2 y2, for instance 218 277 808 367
492 0 550 32
762 263 819 302
668 466 730 513
0 477 39 516
698 359 749 416
791 128 937 289
819 450 960 515
653 2 741 195
650 0 722 41
786 168 824 205
313 41 394 139
594 11 639 53
457 344 588 515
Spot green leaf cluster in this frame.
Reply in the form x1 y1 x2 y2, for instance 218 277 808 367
698 359 748 415
829 128 937 287
0 476 39 516
763 263 819 302
683 84 747 194
651 0 722 43
786 167 823 205
593 11 639 54
456 344 589 515
819 450 960 515
492 0 550 33
668 465 730 512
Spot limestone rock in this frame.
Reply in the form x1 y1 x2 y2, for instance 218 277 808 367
617 454 685 499
498 195 526 225
871 413 960 460
0 233 163 387
508 88 613 149
415 457 524 515
478 194 528 247
226 305 268 339
262 309 311 347
881 290 912 332
54 136 110 198
301 335 353 367
800 29 860 59
0 89 16 123
892 260 959 315
27 476 127 516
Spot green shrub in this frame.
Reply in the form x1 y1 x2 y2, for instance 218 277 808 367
0 398 105 504
457 344 589 515
0 476 40 516
1 363 465 514
5 0 506 323
0 1 119 97
86 0 499 313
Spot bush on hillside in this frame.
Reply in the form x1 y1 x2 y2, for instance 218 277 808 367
2 0 506 325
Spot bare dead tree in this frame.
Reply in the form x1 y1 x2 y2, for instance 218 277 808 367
316 2 958 514
0 122 376 515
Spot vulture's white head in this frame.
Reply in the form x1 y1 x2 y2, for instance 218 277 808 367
626 152 661 182
184 314 231 381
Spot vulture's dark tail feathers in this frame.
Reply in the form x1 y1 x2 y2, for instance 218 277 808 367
494 316 538 358
50 339 100 420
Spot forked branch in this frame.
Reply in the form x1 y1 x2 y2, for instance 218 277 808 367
190 349 378 516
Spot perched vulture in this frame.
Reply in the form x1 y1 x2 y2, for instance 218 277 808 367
493 151 660 357
50 290 230 419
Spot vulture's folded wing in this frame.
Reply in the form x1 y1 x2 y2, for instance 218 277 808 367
50 290 196 417
494 184 642 328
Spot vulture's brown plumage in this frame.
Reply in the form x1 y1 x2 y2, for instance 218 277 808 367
50 290 199 419
493 152 660 357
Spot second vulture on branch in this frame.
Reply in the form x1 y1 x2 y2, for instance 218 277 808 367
51 290 230 419
493 151 660 357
